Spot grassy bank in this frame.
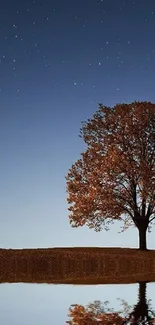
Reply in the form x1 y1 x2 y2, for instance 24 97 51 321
0 247 155 284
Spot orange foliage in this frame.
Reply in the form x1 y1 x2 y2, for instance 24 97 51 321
66 303 123 325
66 102 155 239
66 293 155 325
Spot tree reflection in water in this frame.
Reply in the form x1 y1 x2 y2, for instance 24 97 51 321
66 282 155 325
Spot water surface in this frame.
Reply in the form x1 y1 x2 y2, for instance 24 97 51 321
1 282 155 324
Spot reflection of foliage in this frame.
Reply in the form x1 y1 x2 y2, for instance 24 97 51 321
66 282 155 325
117 298 133 317
66 300 123 325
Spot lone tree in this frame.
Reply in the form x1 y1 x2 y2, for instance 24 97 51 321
66 101 155 250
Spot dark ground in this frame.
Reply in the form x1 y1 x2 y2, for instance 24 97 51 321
0 247 155 284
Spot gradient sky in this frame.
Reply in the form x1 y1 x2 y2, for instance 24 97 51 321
0 0 155 249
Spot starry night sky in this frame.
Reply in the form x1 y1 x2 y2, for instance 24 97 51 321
0 0 155 249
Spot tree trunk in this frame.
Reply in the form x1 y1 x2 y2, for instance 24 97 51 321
130 282 148 321
138 282 147 302
138 226 147 250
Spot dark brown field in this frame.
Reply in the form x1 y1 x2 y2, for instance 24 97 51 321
0 247 155 284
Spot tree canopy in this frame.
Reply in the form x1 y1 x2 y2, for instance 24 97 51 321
66 101 155 249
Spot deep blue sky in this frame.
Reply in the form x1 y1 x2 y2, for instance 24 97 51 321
0 0 155 248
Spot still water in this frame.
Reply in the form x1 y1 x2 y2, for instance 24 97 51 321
1 282 155 324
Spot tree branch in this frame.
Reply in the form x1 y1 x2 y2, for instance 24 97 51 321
130 180 138 212
114 192 134 212
142 198 146 218
117 202 133 219
149 215 155 224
